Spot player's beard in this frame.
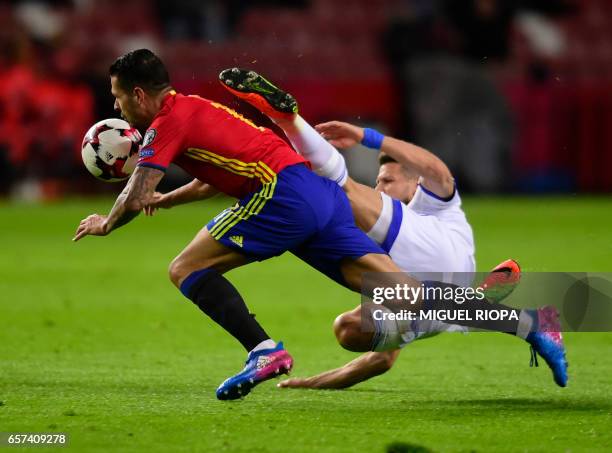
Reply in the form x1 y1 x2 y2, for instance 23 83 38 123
121 98 148 132
123 110 147 134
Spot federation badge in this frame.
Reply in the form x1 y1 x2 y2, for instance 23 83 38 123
143 129 157 147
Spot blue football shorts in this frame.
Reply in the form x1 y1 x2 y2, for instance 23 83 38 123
206 163 385 286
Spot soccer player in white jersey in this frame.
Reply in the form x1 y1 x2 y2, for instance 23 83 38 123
217 71 485 387
216 68 568 389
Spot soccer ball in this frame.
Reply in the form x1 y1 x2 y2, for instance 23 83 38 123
81 118 142 182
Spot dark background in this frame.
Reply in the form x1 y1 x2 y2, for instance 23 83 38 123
1 0 609 198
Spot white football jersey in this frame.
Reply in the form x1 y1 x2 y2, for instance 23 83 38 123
367 183 476 349
367 184 476 286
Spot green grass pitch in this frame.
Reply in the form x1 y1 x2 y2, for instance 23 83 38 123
1 196 611 452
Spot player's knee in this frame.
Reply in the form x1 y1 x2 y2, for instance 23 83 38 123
333 313 354 349
168 256 188 288
333 312 367 352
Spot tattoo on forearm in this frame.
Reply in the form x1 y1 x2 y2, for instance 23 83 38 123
111 208 140 230
105 166 164 233
127 167 159 204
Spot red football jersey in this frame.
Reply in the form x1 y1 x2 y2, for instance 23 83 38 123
137 91 309 198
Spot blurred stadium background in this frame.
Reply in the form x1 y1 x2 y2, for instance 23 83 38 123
1 0 610 199
2 2 612 451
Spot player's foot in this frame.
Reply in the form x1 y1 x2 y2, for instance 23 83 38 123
480 259 521 303
525 306 569 387
216 341 293 400
219 68 298 121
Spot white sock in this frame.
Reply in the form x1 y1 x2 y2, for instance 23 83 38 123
371 312 466 352
277 115 348 186
371 306 406 351
412 319 467 343
516 310 536 339
251 339 276 353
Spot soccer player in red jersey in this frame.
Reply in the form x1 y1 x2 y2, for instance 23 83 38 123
73 49 405 399
73 51 568 399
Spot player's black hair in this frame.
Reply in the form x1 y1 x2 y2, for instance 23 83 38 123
378 152 417 178
378 152 397 166
109 49 170 94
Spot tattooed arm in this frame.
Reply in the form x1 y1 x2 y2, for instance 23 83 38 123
73 166 164 241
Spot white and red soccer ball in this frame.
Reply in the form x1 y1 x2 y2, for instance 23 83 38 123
81 118 142 182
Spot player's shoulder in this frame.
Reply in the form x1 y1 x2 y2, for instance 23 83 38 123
166 92 212 113
406 182 462 216
161 92 214 112
150 92 200 127
177 92 214 106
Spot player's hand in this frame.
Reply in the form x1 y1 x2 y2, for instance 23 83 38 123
143 192 172 216
277 377 316 389
315 121 364 149
73 214 108 241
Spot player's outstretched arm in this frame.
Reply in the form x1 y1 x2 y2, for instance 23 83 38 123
73 166 164 241
143 179 219 216
316 121 455 199
278 350 400 390
380 136 454 198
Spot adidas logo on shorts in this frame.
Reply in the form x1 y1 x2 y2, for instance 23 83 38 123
229 235 244 247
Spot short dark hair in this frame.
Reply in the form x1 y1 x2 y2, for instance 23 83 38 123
378 152 418 178
109 49 170 94
378 152 397 166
